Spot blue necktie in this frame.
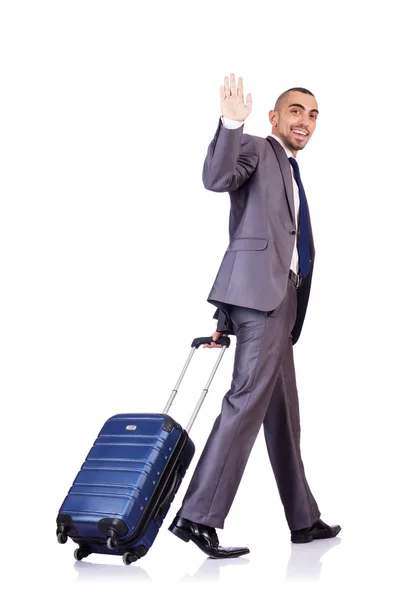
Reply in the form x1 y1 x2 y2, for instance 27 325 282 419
288 157 311 278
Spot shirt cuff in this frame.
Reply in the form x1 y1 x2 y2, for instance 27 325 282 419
221 116 245 129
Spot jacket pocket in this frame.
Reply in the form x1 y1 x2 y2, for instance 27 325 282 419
226 237 268 251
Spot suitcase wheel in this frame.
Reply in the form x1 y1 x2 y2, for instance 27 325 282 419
122 551 139 566
122 545 148 565
106 536 118 550
74 546 90 561
57 531 67 544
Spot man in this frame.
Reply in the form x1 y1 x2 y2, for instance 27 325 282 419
169 74 341 558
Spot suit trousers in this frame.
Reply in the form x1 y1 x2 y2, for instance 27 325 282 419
177 277 320 531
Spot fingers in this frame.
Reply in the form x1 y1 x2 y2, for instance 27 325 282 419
223 73 239 98
203 331 227 349
230 73 237 96
224 75 230 97
246 92 253 112
237 76 243 97
203 341 223 349
204 332 219 349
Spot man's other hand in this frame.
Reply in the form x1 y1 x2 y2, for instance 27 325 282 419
203 331 229 349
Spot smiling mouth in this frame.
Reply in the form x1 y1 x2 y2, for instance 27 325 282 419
291 128 309 138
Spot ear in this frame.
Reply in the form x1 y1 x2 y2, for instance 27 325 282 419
269 109 278 128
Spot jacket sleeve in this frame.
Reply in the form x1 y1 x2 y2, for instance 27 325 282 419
202 118 259 193
213 307 235 335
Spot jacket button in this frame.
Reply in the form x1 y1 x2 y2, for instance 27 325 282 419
289 229 296 235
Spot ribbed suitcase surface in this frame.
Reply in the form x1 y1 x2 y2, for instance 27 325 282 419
57 413 195 559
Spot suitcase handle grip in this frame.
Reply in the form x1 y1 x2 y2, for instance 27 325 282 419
191 336 230 349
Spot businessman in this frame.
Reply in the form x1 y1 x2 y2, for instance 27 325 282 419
169 74 340 558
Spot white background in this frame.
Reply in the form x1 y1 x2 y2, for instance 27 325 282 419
1 1 396 598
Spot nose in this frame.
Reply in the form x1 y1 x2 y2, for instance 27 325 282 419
299 116 311 131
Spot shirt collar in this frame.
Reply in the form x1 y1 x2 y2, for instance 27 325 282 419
269 133 293 159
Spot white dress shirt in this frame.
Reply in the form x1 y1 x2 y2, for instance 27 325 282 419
222 116 300 275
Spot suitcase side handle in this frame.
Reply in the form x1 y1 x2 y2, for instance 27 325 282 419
153 470 182 521
163 335 230 432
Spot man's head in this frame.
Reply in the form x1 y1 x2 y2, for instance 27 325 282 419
269 88 318 156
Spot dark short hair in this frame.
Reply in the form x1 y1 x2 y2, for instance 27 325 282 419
275 87 315 110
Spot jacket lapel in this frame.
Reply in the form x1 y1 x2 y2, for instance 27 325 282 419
266 136 295 226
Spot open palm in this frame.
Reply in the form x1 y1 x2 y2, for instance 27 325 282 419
220 73 252 121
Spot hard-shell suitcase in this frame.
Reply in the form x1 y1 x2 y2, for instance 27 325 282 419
56 335 230 565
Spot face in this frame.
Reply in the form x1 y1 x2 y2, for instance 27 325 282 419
269 91 319 156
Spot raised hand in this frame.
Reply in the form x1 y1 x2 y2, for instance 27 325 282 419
220 73 252 122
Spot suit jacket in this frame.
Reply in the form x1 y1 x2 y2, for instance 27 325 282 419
203 118 315 345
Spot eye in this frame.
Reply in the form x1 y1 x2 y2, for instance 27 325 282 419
311 114 318 120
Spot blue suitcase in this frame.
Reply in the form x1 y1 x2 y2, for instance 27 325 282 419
56 336 230 565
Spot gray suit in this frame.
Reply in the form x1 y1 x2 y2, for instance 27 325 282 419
176 119 320 531
205 118 315 343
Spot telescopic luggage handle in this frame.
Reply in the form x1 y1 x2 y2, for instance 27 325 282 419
163 336 230 433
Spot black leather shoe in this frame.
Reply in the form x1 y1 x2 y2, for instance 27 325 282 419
291 518 341 543
169 516 250 559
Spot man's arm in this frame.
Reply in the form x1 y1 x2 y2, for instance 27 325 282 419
213 307 234 335
202 308 233 348
202 120 258 192
202 73 258 193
